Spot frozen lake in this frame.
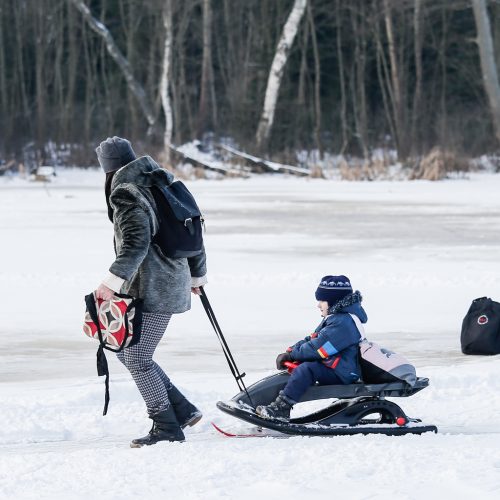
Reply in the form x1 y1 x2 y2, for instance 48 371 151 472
1 170 500 499
1 171 499 380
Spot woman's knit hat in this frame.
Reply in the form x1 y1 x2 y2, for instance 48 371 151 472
315 275 352 306
95 136 136 173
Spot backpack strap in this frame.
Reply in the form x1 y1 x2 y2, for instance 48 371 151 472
348 313 366 341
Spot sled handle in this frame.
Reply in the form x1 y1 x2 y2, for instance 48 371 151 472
283 361 300 373
199 286 255 408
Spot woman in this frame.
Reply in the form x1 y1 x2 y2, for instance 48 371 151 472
95 136 208 447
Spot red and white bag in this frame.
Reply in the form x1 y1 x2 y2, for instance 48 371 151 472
84 292 143 415
84 293 142 350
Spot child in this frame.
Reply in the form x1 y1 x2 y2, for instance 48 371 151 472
256 275 367 421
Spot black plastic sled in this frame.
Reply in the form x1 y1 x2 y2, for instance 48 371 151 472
216 370 438 436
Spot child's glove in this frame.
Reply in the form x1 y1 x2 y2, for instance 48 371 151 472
276 352 292 370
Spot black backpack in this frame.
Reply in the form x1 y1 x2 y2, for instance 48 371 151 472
461 297 500 355
150 180 204 258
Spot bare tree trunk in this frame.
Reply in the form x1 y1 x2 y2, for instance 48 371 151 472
67 0 156 132
383 0 406 158
14 5 30 124
82 19 94 147
294 15 309 149
0 4 8 121
308 1 322 157
241 7 254 108
255 0 307 150
472 0 500 144
54 4 65 144
493 0 500 70
178 42 194 140
170 12 182 146
351 1 368 158
63 2 78 142
173 4 196 142
120 1 139 138
34 3 46 156
297 17 309 107
439 6 447 147
374 19 397 151
96 0 113 129
220 0 234 92
209 54 217 129
411 0 423 154
219 0 250 117
198 0 214 136
160 0 174 161
337 3 348 154
146 16 161 110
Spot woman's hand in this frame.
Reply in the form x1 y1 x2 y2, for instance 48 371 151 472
96 283 115 301
191 287 202 295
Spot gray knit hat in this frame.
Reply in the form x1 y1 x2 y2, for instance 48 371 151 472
95 136 137 173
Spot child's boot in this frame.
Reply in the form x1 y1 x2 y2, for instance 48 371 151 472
255 391 295 421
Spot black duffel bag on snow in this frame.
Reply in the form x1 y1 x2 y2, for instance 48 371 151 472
461 297 500 355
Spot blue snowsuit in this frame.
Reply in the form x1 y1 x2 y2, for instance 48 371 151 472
283 297 367 402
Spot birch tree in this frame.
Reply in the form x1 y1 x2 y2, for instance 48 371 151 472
68 0 156 133
472 0 500 144
255 0 307 149
160 0 173 160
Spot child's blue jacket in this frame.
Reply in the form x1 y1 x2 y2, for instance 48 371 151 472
289 301 367 383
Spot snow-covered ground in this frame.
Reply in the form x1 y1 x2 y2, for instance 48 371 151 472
1 170 500 499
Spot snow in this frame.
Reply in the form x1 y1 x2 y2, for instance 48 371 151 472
175 141 235 175
1 170 500 499
220 144 310 175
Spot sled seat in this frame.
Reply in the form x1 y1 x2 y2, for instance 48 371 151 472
232 371 430 407
300 377 429 402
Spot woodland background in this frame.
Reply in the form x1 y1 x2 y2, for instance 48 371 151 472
2 0 500 173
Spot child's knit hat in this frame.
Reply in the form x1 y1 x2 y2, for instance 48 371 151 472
315 275 352 306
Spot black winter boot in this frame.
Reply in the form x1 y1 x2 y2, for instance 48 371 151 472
167 385 203 429
130 406 185 448
255 391 295 421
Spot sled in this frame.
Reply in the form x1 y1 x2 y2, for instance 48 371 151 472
200 288 437 437
216 368 438 436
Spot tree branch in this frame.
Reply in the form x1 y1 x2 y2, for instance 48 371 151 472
67 0 156 131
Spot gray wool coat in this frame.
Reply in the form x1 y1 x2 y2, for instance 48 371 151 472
108 156 207 313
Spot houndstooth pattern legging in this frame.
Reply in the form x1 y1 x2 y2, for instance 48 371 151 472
116 313 174 415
